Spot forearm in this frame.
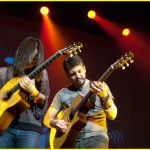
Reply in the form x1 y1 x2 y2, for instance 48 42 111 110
102 98 117 120
48 111 63 128
43 106 60 128
43 112 54 128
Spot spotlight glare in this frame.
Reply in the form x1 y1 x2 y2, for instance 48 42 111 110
88 10 96 19
122 28 130 36
40 6 49 15
4 57 14 64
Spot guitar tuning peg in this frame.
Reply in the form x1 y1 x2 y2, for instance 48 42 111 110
78 49 81 53
126 62 129 67
74 51 78 55
70 54 73 57
122 66 126 70
130 59 134 63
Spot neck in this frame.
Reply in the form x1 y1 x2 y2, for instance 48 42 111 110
82 79 90 88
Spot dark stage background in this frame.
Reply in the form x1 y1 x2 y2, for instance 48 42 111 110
0 2 150 148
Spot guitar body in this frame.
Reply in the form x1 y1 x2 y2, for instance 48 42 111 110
53 95 87 148
0 77 29 135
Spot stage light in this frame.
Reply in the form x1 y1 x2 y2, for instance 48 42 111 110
122 28 130 36
88 10 96 19
40 6 49 15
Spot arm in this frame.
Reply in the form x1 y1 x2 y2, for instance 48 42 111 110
43 106 59 128
43 106 68 133
91 81 117 120
102 98 117 120
19 75 46 106
19 69 50 109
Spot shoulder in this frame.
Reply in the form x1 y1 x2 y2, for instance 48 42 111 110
40 69 49 80
56 85 78 99
41 69 48 75
56 85 73 97
0 66 8 71
57 87 69 95
0 67 13 86
0 66 12 75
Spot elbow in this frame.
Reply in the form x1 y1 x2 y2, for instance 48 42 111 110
108 112 117 120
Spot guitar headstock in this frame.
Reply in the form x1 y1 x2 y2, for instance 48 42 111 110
112 51 134 70
60 42 83 56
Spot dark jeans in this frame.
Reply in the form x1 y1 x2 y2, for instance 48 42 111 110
73 135 109 148
0 127 40 148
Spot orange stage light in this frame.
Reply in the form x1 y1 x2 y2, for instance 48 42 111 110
88 10 96 19
122 28 130 36
40 6 49 15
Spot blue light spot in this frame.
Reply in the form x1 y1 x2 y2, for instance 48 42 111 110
4 57 14 64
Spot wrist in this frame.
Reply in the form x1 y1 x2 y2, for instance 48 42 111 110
101 94 109 104
30 90 39 97
102 98 114 109
50 119 57 128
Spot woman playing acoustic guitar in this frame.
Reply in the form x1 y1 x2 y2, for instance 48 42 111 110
0 36 50 148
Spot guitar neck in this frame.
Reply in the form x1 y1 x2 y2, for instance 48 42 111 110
6 51 62 98
98 65 114 82
28 51 62 79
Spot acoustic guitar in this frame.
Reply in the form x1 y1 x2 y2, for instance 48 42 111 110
0 42 83 135
52 51 134 148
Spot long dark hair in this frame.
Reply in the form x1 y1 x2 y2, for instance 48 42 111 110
13 36 44 81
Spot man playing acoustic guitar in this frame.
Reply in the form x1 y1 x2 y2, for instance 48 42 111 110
0 36 50 148
44 54 117 148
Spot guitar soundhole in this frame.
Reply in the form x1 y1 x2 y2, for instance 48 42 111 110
3 91 12 101
9 107 17 115
55 130 63 137
68 109 75 122
12 108 17 114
